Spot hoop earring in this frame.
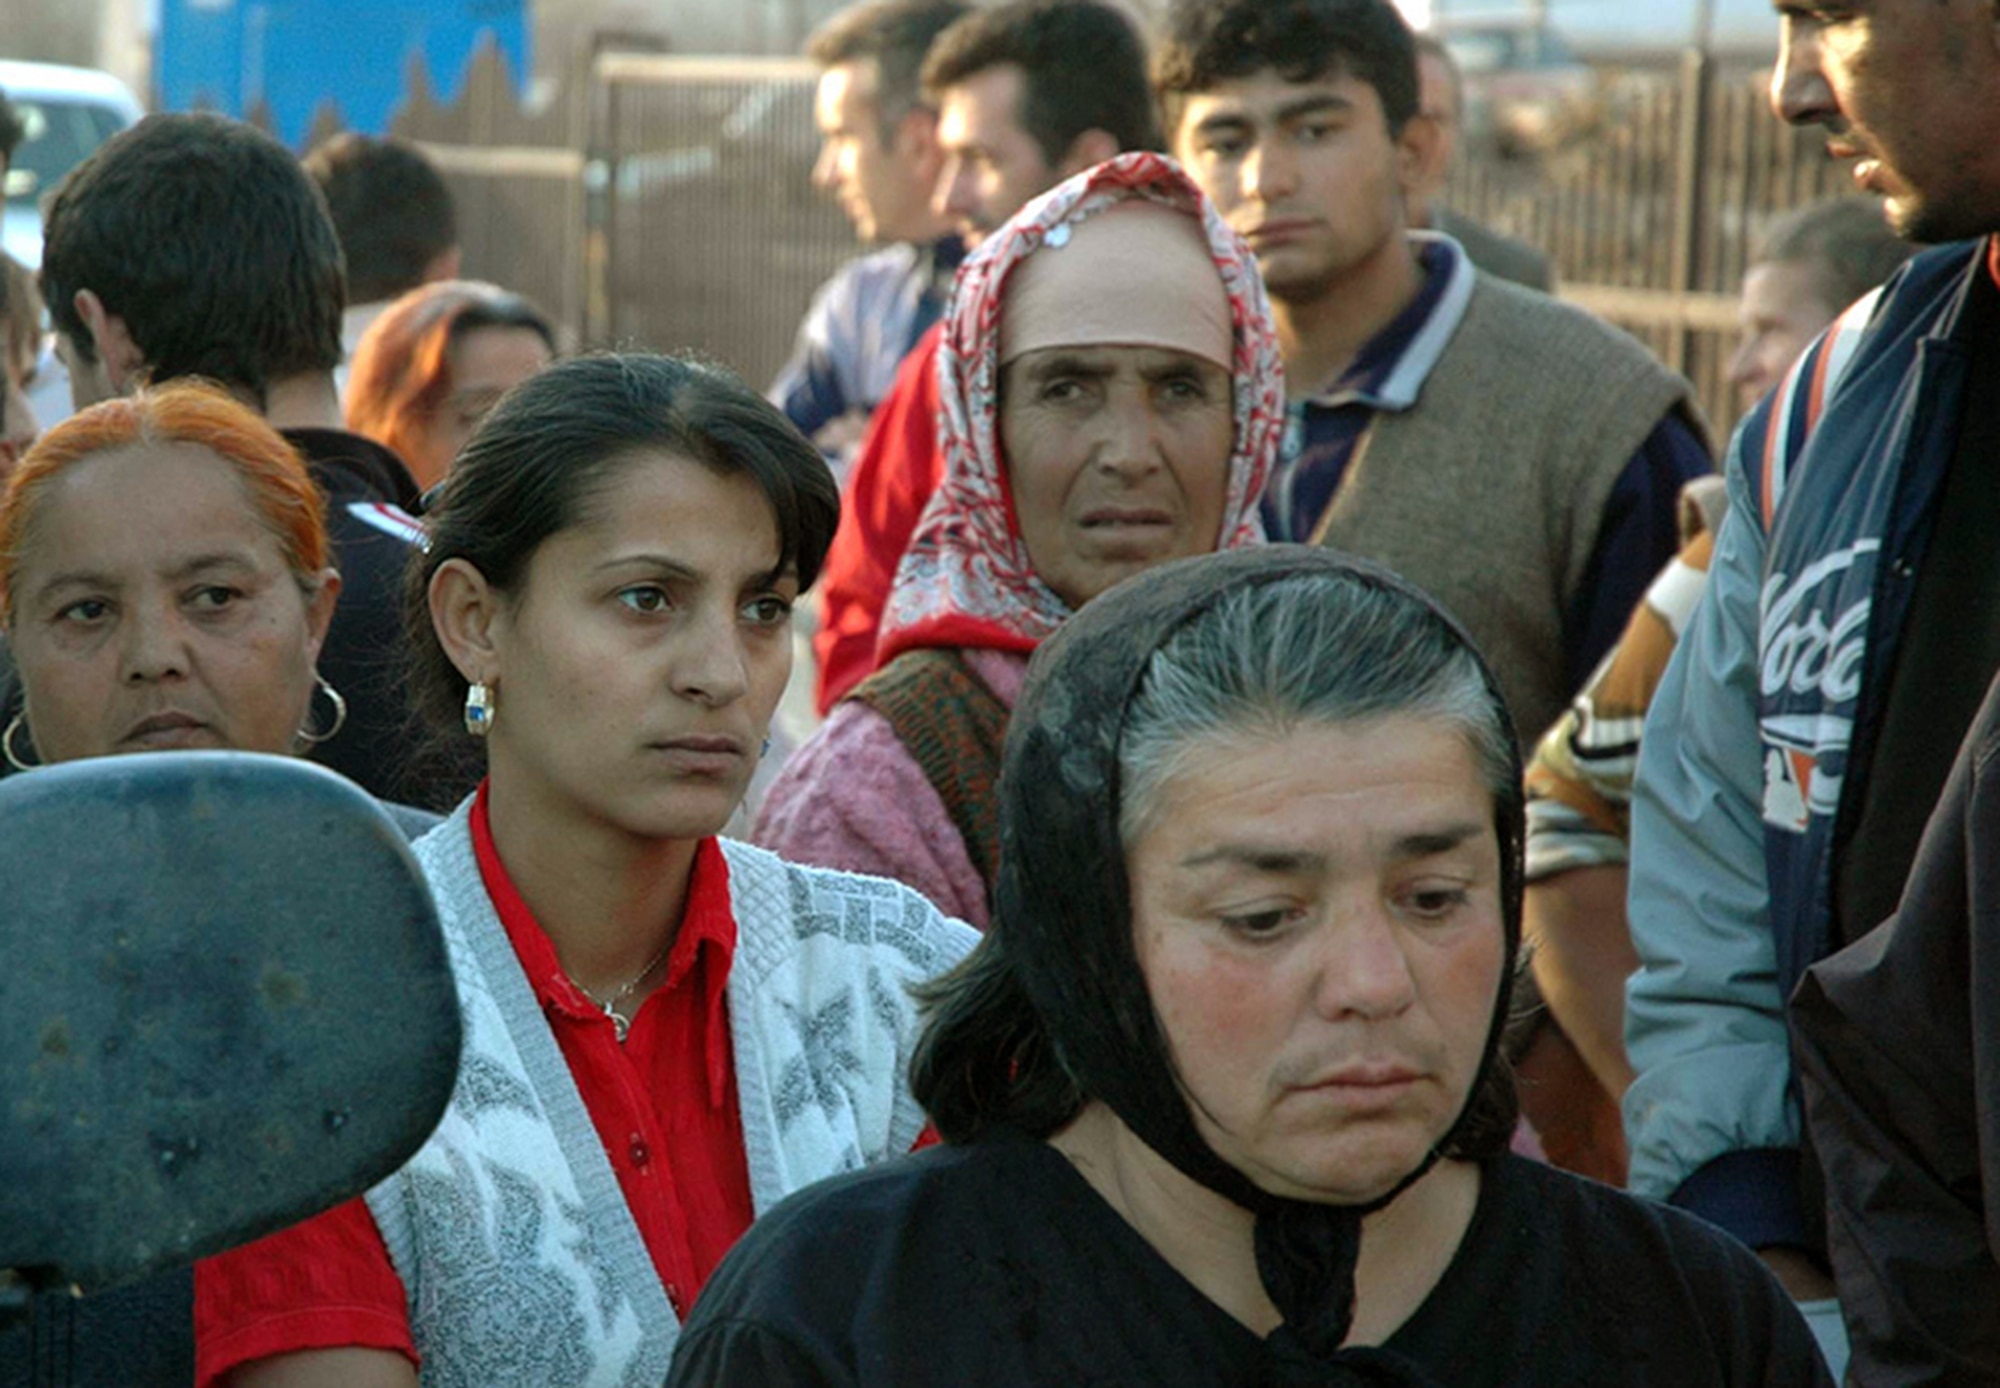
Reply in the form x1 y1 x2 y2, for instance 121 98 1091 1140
4 710 39 773
296 674 348 746
464 682 493 737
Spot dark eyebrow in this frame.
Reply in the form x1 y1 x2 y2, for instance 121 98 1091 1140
1392 823 1489 860
597 553 799 593
748 562 799 593
1139 355 1217 383
1179 822 1488 874
597 553 700 581
1021 352 1115 382
1190 112 1253 141
1277 94 1354 124
1180 845 1326 875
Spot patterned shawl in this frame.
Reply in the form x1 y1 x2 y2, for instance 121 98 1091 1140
874 152 1282 668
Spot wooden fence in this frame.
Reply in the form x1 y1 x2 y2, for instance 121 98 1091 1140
1449 53 1849 436
330 43 1856 440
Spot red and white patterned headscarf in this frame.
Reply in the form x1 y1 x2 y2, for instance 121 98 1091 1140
874 152 1280 667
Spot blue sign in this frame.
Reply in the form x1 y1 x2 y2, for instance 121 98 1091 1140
157 0 529 147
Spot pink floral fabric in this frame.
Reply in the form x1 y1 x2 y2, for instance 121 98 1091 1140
874 152 1282 665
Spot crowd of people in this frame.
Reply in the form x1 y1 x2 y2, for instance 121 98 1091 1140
2 0 1997 1381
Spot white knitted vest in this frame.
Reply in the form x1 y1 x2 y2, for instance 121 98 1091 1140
364 804 977 1387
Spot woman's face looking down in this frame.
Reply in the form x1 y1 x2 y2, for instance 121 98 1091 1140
1126 714 1506 1205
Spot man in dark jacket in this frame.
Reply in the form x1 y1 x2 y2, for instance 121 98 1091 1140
1624 0 2000 1377
1793 675 2000 1386
38 112 442 807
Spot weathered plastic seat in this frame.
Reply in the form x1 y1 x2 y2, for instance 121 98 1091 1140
0 752 460 1383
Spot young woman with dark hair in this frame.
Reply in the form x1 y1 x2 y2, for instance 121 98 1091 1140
195 353 978 1388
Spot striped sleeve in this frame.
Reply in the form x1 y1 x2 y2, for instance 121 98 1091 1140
1525 528 1717 881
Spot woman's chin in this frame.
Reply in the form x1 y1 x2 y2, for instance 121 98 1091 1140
604 784 746 844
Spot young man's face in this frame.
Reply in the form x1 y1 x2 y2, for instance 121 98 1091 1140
1770 0 2000 243
933 64 1060 247
1175 68 1427 307
812 58 942 245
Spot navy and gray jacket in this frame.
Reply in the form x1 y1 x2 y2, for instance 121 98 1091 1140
1626 239 1989 1253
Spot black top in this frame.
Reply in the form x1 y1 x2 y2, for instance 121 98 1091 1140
1795 671 2000 1386
668 1132 1831 1387
1833 264 2000 954
283 428 474 810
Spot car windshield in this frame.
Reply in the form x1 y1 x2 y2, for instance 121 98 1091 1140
4 96 125 207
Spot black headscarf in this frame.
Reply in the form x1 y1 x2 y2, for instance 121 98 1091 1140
992 545 1525 1377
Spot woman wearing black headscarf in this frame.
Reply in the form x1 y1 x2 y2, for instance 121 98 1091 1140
668 547 1830 1386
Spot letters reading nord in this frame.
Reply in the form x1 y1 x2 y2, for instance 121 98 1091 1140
1762 598 1870 704
1761 540 1879 705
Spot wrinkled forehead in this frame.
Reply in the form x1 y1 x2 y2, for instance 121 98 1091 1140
998 201 1234 369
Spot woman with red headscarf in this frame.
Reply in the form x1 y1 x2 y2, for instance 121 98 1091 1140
755 153 1281 928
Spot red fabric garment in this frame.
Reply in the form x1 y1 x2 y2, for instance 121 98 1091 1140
194 787 754 1384
194 1199 413 1384
873 153 1281 670
812 322 946 714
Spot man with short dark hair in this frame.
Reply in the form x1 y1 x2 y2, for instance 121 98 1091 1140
300 132 460 389
773 0 968 468
810 0 1159 712
1408 35 1554 292
41 113 436 805
1625 0 2000 1374
922 0 1160 243
1157 0 1710 749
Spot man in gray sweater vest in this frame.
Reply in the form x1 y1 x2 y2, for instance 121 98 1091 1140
1157 0 1712 749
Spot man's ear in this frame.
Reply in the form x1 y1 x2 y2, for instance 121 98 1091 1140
1056 127 1121 180
428 558 507 691
1394 109 1443 201
72 290 146 392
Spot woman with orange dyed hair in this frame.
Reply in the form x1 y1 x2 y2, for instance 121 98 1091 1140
0 379 345 768
345 280 555 490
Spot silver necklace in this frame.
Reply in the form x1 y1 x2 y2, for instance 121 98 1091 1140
570 937 673 1042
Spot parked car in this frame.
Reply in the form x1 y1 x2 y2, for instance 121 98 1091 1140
0 59 144 269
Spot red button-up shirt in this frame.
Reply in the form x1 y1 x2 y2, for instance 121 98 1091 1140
195 785 755 1384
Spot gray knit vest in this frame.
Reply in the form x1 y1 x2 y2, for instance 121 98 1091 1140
1314 273 1705 743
